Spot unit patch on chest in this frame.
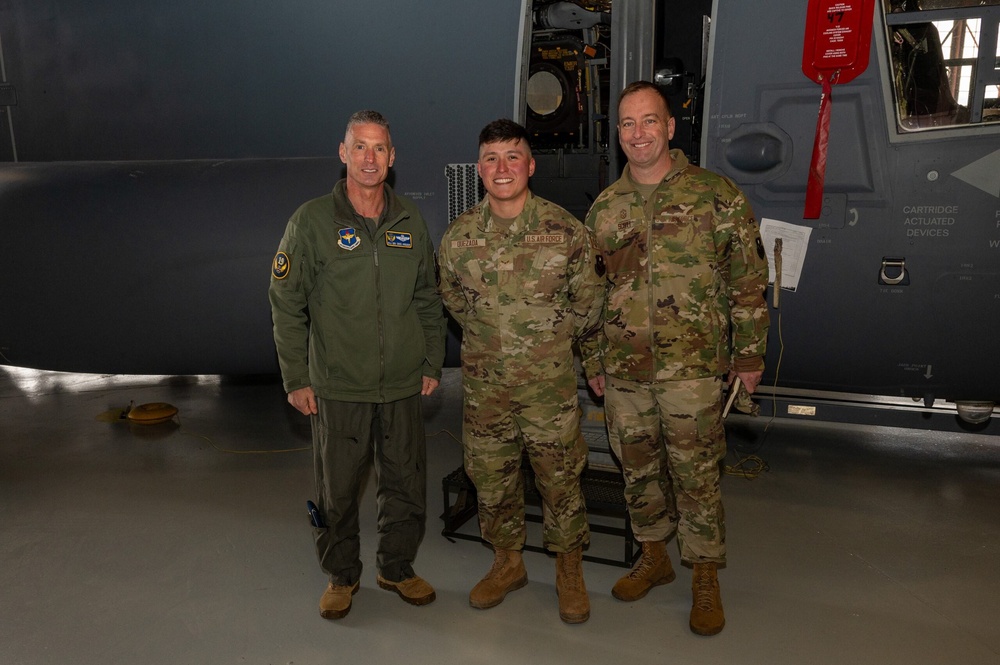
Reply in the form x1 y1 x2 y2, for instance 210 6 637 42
338 227 361 251
385 231 412 248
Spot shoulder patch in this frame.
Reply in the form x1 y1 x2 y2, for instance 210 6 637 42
272 251 290 280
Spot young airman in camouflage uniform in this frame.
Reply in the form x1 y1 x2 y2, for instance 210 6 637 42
438 119 603 624
580 82 769 636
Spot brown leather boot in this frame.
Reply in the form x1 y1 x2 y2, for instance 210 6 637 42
376 574 436 606
689 562 725 636
469 548 528 609
319 580 360 620
612 540 676 601
555 547 590 624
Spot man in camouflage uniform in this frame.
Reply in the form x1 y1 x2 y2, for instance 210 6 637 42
438 119 602 624
580 81 769 636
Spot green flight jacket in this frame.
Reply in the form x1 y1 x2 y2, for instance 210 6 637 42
269 180 445 403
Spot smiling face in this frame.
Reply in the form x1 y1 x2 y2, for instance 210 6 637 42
339 122 395 190
617 87 676 183
477 138 535 216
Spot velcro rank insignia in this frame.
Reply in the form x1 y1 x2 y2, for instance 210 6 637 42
272 251 290 280
385 231 412 248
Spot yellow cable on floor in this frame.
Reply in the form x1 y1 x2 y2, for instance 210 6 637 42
723 454 770 479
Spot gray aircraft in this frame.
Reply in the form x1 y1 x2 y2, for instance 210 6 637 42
700 0 1000 428
0 0 997 429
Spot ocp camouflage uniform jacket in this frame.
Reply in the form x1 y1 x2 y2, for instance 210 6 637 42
438 193 603 387
580 149 769 383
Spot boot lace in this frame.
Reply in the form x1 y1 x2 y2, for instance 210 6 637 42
627 547 657 580
693 567 718 612
486 550 510 579
559 551 583 590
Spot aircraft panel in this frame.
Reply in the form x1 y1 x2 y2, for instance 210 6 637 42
0 0 525 375
703 0 1000 409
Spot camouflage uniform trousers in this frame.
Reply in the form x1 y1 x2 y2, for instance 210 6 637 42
605 374 726 564
462 371 589 553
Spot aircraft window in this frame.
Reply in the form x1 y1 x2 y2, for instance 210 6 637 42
526 69 565 117
884 0 1000 131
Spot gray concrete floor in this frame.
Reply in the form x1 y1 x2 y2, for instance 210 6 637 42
1 366 998 665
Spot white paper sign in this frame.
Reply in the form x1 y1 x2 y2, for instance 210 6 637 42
759 218 812 291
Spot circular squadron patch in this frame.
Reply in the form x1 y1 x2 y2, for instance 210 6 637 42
272 251 290 279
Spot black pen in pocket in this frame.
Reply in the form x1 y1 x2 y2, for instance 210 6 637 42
307 500 325 528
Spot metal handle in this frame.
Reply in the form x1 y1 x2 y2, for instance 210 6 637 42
880 258 907 285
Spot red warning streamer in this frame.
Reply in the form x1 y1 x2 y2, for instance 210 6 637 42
804 73 836 219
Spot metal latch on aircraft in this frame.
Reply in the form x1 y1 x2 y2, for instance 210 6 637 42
879 257 909 286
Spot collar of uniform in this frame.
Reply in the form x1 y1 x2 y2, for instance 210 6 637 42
615 149 691 195
478 191 538 235
329 179 410 229
663 148 690 184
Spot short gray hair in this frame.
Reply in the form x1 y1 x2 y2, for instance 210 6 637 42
345 110 391 140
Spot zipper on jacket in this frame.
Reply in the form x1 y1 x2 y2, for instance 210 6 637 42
372 210 407 402
645 202 656 382
372 241 386 402
374 211 405 402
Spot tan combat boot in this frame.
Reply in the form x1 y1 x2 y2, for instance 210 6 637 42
612 540 676 601
555 547 590 624
469 548 528 609
689 562 725 636
376 573 436 606
319 580 360 620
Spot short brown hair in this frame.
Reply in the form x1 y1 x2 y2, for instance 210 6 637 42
619 81 673 118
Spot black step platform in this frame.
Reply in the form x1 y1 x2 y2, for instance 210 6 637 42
441 463 640 568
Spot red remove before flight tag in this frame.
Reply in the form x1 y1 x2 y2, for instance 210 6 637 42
801 0 876 218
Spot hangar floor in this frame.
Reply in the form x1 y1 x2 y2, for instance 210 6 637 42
1 367 998 665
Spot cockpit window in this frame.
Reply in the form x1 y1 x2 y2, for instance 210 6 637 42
884 0 1000 131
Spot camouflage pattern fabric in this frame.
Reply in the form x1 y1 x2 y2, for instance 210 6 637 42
438 193 601 552
462 372 589 552
438 193 603 387
579 149 769 383
580 150 769 565
605 375 726 563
